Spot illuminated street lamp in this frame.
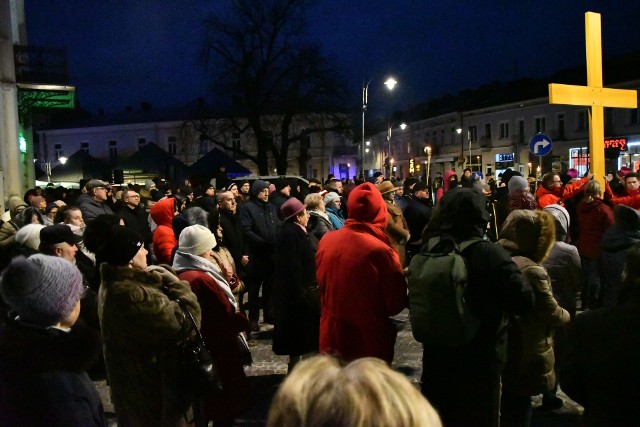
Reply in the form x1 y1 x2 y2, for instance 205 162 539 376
361 76 398 178
44 156 67 183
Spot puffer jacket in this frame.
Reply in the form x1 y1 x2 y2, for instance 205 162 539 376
150 198 178 264
98 264 200 427
498 209 570 396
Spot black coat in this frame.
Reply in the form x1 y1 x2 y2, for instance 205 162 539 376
0 319 107 427
117 204 151 243
219 209 248 271
272 221 320 356
559 292 640 426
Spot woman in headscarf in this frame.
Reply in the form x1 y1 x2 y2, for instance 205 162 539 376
173 225 251 427
97 225 200 427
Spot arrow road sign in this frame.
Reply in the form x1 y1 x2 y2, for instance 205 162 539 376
529 134 553 156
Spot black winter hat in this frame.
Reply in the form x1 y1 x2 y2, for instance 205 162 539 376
96 225 143 266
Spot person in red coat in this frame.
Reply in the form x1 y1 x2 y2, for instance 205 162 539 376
316 182 408 364
576 180 614 309
173 224 251 426
150 197 178 264
535 170 592 209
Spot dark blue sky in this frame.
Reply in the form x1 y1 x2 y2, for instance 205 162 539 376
25 1 640 117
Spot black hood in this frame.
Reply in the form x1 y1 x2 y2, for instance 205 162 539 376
424 187 488 241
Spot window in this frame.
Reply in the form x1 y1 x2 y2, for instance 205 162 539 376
517 120 525 145
534 116 546 133
109 140 117 165
484 123 492 138
80 141 89 153
54 144 64 160
137 138 147 150
577 110 588 131
440 128 445 144
450 127 457 145
557 113 565 139
231 132 241 152
167 136 177 155
499 122 509 139
468 126 477 142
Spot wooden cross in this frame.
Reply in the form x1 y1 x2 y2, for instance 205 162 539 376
549 12 637 185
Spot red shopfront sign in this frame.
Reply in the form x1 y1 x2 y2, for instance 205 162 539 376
604 137 628 150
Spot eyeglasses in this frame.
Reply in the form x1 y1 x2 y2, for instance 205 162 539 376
127 194 140 198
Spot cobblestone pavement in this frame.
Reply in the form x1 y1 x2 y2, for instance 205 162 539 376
95 308 584 426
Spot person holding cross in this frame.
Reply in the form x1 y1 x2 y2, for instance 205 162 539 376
535 170 593 209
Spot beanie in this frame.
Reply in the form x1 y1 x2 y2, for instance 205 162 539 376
0 254 84 326
324 192 340 206
274 178 290 192
566 168 579 179
250 180 270 197
96 225 144 266
145 180 155 190
508 176 529 194
178 224 217 255
15 224 46 251
613 204 640 232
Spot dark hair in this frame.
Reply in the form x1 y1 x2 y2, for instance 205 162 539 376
625 172 639 182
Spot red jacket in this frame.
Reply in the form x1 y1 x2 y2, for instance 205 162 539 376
576 198 614 259
178 269 250 421
316 183 408 364
536 176 589 209
604 182 640 209
150 198 177 264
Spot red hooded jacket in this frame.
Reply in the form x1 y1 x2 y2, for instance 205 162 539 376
150 198 177 264
316 182 408 364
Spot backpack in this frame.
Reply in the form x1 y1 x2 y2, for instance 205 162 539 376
407 236 483 347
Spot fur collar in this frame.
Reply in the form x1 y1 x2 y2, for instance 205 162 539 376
498 209 555 263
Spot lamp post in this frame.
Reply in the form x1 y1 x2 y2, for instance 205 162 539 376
45 156 67 183
361 77 398 178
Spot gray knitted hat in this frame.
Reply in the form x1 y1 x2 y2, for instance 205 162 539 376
508 176 529 194
250 180 270 197
0 254 84 326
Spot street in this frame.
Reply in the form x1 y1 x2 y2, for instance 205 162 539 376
96 308 584 426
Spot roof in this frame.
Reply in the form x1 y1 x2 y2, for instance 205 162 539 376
119 142 189 176
189 148 251 177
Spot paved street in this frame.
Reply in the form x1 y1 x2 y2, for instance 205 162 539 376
96 308 584 426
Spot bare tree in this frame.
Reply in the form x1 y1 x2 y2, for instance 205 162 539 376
200 0 350 175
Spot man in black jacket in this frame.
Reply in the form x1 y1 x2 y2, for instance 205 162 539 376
117 189 151 248
417 187 535 427
239 180 279 331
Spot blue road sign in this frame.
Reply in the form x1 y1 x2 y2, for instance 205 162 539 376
529 133 553 156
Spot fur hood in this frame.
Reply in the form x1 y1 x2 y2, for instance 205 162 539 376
498 209 556 263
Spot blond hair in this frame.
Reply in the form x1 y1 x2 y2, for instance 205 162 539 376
304 193 324 210
267 355 442 427
583 180 602 203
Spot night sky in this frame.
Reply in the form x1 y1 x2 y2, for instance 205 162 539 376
25 0 640 118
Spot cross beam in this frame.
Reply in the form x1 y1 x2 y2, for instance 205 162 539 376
548 12 637 185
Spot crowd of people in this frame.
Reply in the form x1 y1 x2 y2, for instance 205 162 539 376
0 166 637 426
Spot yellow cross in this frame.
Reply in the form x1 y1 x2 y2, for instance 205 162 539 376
549 12 637 185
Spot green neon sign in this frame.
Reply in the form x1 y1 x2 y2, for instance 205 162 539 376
19 132 27 154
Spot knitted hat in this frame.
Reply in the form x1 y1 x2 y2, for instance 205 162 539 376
508 176 529 194
178 224 217 255
274 178 291 192
324 192 340 206
96 225 144 266
15 224 46 251
544 204 570 241
250 180 270 197
145 179 156 190
281 198 306 221
0 254 83 326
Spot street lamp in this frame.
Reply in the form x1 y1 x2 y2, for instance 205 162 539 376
44 156 67 183
361 76 398 178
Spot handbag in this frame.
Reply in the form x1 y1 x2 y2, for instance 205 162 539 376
236 332 253 366
175 298 223 397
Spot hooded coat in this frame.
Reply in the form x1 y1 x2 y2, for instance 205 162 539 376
601 205 640 307
435 170 457 203
0 196 27 249
316 182 407 364
98 264 200 427
576 197 614 260
498 209 570 396
150 197 178 264
542 204 585 318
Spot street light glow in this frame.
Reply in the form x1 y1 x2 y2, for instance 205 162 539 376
456 128 462 134
384 77 397 91
59 156 68 164
365 140 371 146
400 123 407 130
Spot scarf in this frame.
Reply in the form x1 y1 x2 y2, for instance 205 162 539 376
172 251 237 309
